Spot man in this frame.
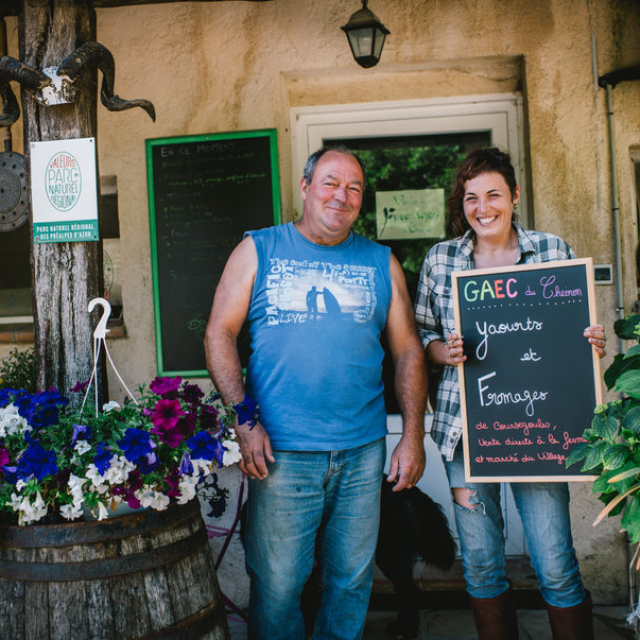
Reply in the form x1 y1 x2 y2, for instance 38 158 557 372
204 145 427 640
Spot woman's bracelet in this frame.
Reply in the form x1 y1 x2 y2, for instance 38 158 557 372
233 393 260 429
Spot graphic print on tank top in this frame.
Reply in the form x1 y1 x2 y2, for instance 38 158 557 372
263 257 379 327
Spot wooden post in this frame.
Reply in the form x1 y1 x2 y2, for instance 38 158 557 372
19 0 107 402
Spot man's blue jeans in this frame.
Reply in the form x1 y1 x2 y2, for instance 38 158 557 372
244 438 385 640
445 449 586 608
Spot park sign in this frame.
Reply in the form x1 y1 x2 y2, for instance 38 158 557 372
30 137 99 244
452 259 601 482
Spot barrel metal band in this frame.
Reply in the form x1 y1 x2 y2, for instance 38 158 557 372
0 524 207 582
137 596 227 640
0 500 199 549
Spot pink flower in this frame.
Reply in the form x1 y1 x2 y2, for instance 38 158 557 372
150 399 184 431
150 376 182 397
165 468 181 498
0 446 10 467
150 422 184 448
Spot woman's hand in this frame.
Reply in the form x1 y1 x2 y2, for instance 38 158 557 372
443 332 467 366
584 324 607 358
426 332 467 366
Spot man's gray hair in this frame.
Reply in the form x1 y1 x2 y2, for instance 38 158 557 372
302 145 366 186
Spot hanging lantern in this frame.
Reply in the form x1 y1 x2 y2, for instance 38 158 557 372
341 0 390 69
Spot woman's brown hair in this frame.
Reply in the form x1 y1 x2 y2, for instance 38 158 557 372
447 147 518 238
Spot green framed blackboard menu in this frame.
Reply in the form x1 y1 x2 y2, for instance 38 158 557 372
146 129 281 376
452 258 601 482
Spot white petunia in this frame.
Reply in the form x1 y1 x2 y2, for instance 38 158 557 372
73 439 92 455
104 456 135 485
137 489 170 511
86 464 109 494
191 458 213 476
177 478 197 504
84 501 110 521
68 474 87 503
60 502 84 521
18 491 48 525
102 401 121 412
0 404 31 437
222 439 242 466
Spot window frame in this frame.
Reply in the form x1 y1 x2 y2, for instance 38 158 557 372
290 92 528 227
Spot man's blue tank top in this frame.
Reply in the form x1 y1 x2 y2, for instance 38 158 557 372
245 222 392 451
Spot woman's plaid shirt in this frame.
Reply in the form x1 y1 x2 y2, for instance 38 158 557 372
414 223 575 461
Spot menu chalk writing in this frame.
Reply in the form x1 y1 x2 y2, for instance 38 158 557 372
147 130 281 375
452 259 601 482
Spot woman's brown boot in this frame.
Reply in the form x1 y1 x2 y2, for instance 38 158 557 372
545 591 594 640
468 588 519 640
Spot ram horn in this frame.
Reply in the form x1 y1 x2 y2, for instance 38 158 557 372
58 42 156 122
0 56 51 126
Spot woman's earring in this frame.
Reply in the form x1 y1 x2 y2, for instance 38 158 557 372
513 202 519 210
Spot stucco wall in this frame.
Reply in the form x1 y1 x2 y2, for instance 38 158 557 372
2 0 640 606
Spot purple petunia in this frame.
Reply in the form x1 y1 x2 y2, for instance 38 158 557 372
70 379 90 394
233 394 259 427
18 443 58 480
150 376 182 397
187 431 225 467
150 421 184 448
16 389 69 429
181 382 204 405
137 452 160 474
164 468 181 498
179 451 194 475
94 443 115 475
117 428 154 463
71 423 91 447
2 466 18 484
0 388 21 408
198 405 220 431
150 399 184 432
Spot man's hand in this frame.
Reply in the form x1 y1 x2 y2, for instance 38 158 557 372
235 421 275 479
386 432 426 492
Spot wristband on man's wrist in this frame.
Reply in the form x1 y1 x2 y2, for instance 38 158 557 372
233 393 260 429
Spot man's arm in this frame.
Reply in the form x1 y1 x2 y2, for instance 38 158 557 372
204 235 274 479
385 254 428 491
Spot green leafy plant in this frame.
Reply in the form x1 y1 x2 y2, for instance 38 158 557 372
567 313 640 543
0 348 37 393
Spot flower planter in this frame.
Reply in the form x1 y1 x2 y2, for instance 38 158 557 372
0 499 229 640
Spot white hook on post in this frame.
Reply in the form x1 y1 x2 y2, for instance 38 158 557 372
88 297 111 340
82 296 137 416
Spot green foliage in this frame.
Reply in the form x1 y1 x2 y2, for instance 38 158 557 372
0 348 37 393
573 313 640 542
350 144 469 294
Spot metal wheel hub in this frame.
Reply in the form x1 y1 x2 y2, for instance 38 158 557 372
0 151 28 232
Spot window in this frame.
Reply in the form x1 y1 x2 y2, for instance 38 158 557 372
291 93 528 223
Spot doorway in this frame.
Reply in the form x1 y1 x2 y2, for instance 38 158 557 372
292 95 528 557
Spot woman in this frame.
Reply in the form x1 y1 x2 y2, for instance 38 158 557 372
414 148 606 640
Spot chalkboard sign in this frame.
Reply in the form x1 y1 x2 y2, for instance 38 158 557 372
146 130 281 376
452 259 601 482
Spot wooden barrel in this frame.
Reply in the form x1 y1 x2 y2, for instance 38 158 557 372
0 499 229 640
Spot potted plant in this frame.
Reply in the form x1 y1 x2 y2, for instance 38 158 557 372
0 375 241 524
567 313 640 637
0 375 241 639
